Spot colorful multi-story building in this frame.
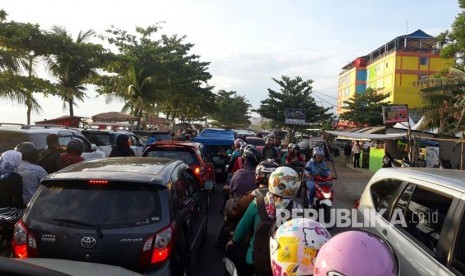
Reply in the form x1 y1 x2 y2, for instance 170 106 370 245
337 29 451 116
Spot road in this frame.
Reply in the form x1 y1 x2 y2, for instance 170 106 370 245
192 158 375 275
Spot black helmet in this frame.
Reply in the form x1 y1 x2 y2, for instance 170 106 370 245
66 140 84 155
15 142 39 163
242 146 261 167
292 144 300 151
256 160 279 185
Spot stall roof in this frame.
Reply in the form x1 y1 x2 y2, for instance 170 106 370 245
326 130 406 141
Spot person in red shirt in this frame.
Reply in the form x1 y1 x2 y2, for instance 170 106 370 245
285 144 305 164
61 140 84 167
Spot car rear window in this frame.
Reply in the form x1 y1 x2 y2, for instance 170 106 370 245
246 138 265 146
82 132 113 146
28 181 163 228
145 148 198 165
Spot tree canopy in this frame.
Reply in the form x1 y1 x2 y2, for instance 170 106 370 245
339 88 391 126
255 76 333 141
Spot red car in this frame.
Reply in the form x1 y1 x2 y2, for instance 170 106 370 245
143 141 215 189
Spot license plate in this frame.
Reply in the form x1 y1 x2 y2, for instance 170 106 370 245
204 181 214 190
216 168 222 173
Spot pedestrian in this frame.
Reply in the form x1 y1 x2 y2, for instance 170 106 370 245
343 142 352 164
109 134 135 157
0 150 25 222
15 142 48 205
382 152 394 168
38 134 64 174
352 140 362 168
61 140 85 167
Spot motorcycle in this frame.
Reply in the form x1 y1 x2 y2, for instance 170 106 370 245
313 175 336 224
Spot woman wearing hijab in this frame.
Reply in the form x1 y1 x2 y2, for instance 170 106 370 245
0 150 25 222
109 134 136 157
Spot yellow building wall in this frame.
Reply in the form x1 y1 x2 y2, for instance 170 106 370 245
337 68 357 114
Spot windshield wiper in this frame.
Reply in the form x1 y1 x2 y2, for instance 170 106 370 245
52 218 103 238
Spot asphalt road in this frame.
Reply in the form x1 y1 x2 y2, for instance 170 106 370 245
192 158 375 275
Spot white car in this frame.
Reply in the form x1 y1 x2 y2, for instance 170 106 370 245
81 129 144 157
357 167 465 276
0 124 106 160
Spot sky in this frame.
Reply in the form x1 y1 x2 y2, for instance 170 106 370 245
0 0 461 124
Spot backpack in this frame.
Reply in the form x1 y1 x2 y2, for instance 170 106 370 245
253 196 293 275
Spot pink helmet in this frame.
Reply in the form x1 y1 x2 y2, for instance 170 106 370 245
270 218 331 275
234 138 245 148
313 229 399 276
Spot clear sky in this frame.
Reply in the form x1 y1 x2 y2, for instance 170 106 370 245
0 0 461 124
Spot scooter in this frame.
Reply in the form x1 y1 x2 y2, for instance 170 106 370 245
313 175 336 224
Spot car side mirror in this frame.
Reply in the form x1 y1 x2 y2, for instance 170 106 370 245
90 144 98 152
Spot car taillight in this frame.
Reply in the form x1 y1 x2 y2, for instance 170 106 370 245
140 223 175 266
88 179 109 185
12 220 37 258
194 166 205 176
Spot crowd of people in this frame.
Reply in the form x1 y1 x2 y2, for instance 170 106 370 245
215 137 398 275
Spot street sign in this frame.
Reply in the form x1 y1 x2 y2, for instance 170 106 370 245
285 108 306 125
382 105 409 124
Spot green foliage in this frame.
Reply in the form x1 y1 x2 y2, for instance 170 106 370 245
97 25 215 124
340 88 391 126
209 90 251 128
254 76 333 141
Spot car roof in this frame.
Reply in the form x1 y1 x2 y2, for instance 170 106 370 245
372 167 465 192
43 157 181 185
245 136 263 140
148 140 203 150
81 129 135 135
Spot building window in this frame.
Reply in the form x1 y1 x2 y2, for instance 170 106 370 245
420 57 429 66
418 74 429 81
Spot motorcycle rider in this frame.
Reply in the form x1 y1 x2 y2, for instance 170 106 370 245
285 144 305 164
304 147 333 207
262 138 279 161
313 229 399 275
270 218 331 275
15 142 48 205
225 166 301 276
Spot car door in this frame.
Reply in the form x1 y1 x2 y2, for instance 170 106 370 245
438 195 465 275
128 134 144 157
380 182 460 276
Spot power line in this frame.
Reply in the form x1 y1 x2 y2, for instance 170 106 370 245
312 90 338 101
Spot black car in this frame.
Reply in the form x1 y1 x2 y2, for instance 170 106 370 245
12 157 210 275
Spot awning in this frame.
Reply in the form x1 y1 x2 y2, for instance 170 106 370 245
325 130 407 141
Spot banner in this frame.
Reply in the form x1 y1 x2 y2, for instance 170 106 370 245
382 105 409 124
285 108 306 125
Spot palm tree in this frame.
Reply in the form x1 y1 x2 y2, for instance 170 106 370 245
416 67 465 135
45 27 102 116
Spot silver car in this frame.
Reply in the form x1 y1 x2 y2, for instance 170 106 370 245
357 168 465 276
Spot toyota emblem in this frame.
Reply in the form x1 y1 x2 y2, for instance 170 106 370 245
80 237 97 249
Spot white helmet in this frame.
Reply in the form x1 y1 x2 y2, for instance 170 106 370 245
270 218 331 275
313 147 324 157
268 166 300 198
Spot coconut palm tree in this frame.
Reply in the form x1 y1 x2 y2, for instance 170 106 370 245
416 67 465 135
45 27 104 116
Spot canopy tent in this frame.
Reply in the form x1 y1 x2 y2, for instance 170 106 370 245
325 130 407 141
191 128 235 146
91 112 140 122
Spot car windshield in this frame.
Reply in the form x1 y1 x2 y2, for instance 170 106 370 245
28 181 163 229
145 148 198 165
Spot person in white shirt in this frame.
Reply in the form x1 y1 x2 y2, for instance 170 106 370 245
352 141 362 168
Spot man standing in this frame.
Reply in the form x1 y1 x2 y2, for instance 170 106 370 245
343 142 352 164
38 134 64 174
352 141 362 168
